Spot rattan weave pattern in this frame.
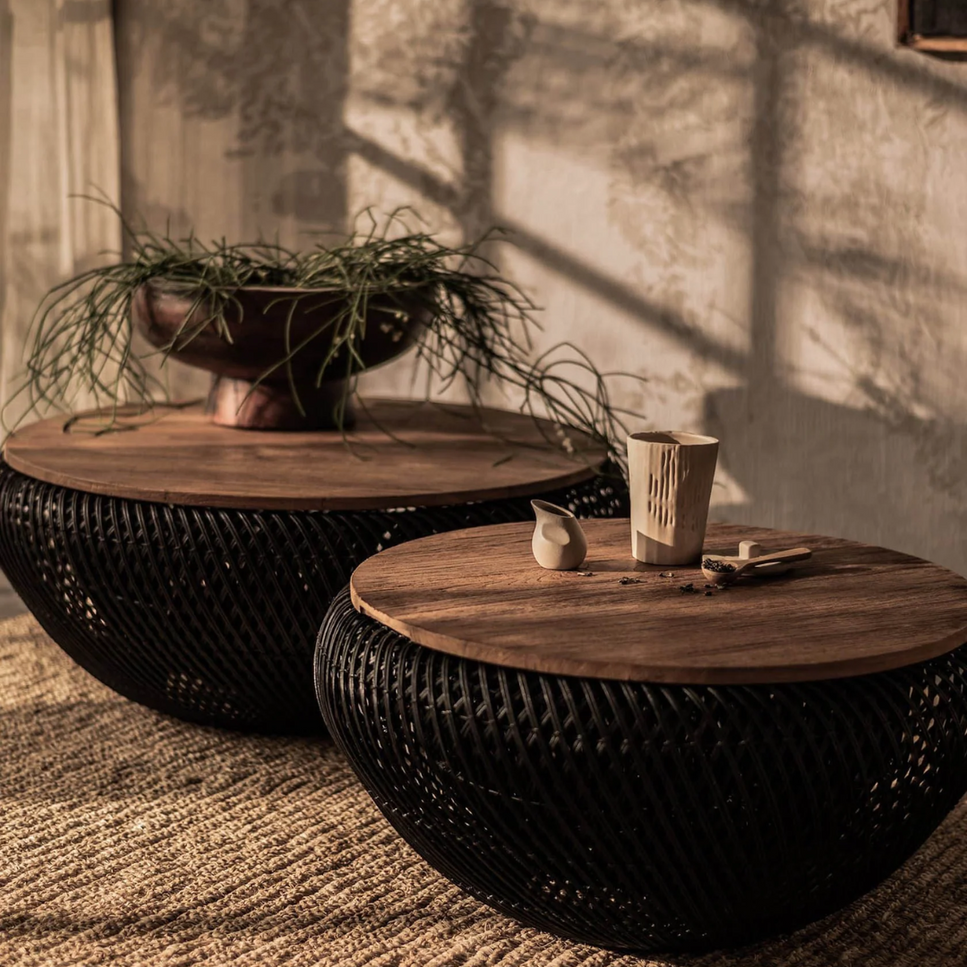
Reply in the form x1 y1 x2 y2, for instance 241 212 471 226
316 586 967 953
0 459 626 733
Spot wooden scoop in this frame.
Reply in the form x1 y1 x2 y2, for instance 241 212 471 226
701 547 813 586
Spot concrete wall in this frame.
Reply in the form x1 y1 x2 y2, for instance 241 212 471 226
115 0 967 574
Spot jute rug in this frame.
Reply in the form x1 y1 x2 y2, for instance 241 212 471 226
2 613 967 967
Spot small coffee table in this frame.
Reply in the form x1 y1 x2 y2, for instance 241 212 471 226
0 401 625 732
316 518 967 952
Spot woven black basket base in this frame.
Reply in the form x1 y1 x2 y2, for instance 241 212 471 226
316 586 967 953
0 459 626 733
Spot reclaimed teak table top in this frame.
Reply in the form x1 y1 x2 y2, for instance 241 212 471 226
350 519 967 685
2 400 606 512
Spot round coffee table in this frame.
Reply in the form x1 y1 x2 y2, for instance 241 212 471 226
0 401 626 733
315 519 967 952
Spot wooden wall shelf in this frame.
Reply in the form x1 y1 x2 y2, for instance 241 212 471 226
899 1 967 53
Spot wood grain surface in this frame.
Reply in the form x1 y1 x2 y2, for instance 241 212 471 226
2 401 605 511
350 519 967 684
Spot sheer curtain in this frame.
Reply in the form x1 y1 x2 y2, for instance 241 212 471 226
0 0 120 428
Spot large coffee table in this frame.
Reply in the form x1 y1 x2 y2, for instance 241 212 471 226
316 519 967 952
0 401 625 733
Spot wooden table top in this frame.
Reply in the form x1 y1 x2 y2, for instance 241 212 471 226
350 519 967 684
2 401 606 511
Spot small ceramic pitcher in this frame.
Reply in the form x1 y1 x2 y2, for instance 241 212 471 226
530 499 588 570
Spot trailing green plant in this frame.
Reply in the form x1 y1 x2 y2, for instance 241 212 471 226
5 204 641 470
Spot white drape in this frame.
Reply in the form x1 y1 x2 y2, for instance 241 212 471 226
0 0 120 427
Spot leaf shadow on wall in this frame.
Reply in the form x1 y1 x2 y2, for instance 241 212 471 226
690 0 967 578
706 158 967 573
114 0 351 228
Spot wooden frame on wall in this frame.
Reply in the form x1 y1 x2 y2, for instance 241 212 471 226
898 0 967 52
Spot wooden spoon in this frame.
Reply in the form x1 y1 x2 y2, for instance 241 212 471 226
701 547 813 586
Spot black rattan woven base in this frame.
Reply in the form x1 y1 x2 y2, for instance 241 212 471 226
315 587 967 953
0 459 626 733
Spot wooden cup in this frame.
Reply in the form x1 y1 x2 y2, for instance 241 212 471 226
628 431 719 566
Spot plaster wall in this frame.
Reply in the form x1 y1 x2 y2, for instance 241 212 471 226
115 0 967 574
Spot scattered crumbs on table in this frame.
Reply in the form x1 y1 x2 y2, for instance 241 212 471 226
576 571 594 577
659 571 676 578
704 590 713 596
619 577 642 585
679 583 698 594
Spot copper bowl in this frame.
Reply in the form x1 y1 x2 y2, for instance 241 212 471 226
132 280 432 429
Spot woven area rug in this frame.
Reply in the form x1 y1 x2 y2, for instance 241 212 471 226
2 614 967 966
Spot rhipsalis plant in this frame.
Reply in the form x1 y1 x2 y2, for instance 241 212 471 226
7 204 641 471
